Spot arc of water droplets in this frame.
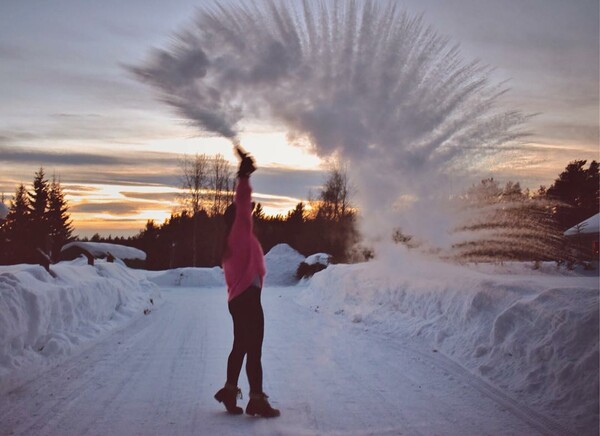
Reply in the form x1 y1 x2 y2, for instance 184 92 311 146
133 0 530 249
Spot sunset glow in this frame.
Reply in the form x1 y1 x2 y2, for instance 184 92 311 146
0 1 597 237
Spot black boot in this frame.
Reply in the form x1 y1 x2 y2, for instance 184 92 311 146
246 392 280 418
214 384 243 414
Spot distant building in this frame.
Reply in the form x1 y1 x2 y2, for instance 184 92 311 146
60 241 147 268
564 213 600 260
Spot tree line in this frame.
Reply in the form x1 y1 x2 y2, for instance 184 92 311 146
450 160 598 262
132 156 357 269
0 167 73 264
0 159 597 267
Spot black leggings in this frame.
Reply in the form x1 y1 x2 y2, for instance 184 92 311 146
226 286 264 394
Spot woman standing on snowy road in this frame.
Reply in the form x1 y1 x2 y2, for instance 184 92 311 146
214 148 280 418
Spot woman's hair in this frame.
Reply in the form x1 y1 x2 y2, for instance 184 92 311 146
221 202 236 261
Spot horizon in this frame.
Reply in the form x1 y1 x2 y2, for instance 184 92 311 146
1 0 598 238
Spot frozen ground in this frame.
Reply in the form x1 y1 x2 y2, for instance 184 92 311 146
0 246 597 435
298 246 599 435
0 286 571 436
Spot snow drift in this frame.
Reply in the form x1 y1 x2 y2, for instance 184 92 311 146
264 244 304 286
297 246 599 435
146 267 225 287
145 243 306 289
0 258 158 392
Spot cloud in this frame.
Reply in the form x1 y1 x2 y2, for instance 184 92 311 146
70 201 144 216
70 200 169 216
51 113 103 119
252 167 325 200
0 108 188 146
531 121 599 147
62 185 102 196
63 170 180 188
0 143 181 168
0 144 121 166
120 191 179 201
251 192 301 207
0 146 183 202
0 43 24 61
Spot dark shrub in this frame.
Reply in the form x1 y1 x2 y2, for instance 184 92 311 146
296 261 328 279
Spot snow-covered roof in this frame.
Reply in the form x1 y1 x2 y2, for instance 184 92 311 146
0 202 8 220
61 241 147 261
564 213 600 236
304 253 331 266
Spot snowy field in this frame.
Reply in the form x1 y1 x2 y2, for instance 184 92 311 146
0 246 598 435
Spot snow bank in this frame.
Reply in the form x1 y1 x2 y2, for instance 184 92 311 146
0 259 158 392
146 267 225 287
145 243 307 289
146 245 306 288
297 245 599 435
61 241 147 260
264 244 304 286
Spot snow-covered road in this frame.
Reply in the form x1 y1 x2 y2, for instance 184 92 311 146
1 286 569 436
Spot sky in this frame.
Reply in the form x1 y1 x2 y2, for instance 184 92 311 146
0 0 598 237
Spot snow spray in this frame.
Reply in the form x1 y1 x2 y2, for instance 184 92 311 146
132 0 529 255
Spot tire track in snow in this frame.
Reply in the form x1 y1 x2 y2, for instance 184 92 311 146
389 338 575 436
0 301 162 435
1 286 568 436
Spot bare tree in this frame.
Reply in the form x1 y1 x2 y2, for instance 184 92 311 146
313 164 358 261
208 154 234 216
179 154 210 215
179 154 209 266
317 164 353 221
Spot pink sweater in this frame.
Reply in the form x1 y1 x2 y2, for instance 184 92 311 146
223 176 266 302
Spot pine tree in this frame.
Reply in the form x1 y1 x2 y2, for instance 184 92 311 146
546 160 599 229
285 202 306 252
6 184 31 237
4 184 32 263
287 202 305 225
47 175 74 261
28 167 50 252
253 203 265 220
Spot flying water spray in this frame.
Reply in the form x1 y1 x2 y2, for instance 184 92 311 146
132 0 530 256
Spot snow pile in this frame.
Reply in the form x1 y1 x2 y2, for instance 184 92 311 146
146 267 225 287
297 245 599 435
0 259 158 391
146 243 307 288
264 244 304 286
61 241 147 260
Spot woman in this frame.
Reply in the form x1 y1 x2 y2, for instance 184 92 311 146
214 148 280 418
